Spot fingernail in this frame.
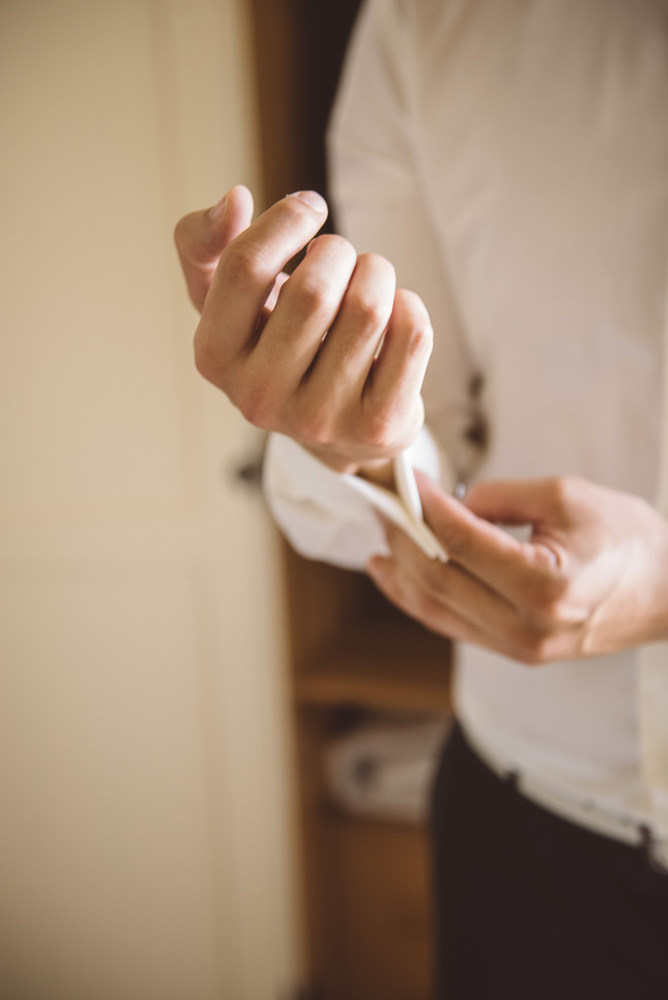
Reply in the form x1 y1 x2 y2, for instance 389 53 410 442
286 190 327 213
208 193 228 223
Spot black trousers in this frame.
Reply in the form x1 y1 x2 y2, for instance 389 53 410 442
431 723 668 1000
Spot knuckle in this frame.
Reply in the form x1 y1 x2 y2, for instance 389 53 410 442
543 594 570 627
548 474 579 516
193 324 220 382
522 576 570 627
511 630 551 667
422 560 446 597
283 196 318 228
414 591 436 624
236 384 275 429
298 277 334 314
520 578 550 617
359 408 396 450
345 289 390 332
293 397 334 445
440 523 473 564
406 321 434 363
219 240 268 287
520 640 547 667
395 290 433 353
407 397 426 439
287 271 337 318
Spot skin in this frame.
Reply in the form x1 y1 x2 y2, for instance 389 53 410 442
175 185 432 482
175 186 668 665
369 472 668 664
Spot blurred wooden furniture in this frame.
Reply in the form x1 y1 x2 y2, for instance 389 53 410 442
284 547 452 1000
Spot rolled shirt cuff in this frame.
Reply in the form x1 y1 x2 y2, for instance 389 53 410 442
263 429 452 570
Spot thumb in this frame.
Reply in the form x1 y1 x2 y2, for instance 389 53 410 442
174 184 254 312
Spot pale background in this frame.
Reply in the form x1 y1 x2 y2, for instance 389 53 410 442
0 1 301 997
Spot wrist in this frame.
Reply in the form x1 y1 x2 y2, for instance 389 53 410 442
355 459 396 490
302 442 396 487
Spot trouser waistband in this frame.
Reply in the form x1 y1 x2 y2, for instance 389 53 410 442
459 719 668 874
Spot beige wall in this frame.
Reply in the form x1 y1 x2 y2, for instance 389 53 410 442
0 2 300 998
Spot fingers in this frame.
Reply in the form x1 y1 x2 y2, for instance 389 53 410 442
251 234 358 385
285 264 429 458
197 191 329 366
365 289 433 445
368 475 659 665
174 184 254 312
368 515 573 664
373 518 525 640
367 553 483 645
416 471 562 605
186 188 430 473
465 476 575 531
368 289 432 409
296 278 430 450
236 240 387 444
367 547 570 664
310 253 397 395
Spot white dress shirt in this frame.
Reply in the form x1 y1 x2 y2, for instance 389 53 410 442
264 0 668 846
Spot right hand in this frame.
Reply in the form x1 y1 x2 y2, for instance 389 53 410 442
174 185 433 475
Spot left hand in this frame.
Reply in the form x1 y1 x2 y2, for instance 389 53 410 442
367 472 668 664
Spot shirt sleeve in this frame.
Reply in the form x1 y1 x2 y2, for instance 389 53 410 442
263 428 452 571
327 0 485 480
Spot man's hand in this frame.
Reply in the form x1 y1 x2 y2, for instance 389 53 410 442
367 473 668 664
174 186 433 476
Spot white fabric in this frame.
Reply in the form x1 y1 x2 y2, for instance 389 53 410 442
265 425 451 568
324 714 450 823
263 0 668 842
